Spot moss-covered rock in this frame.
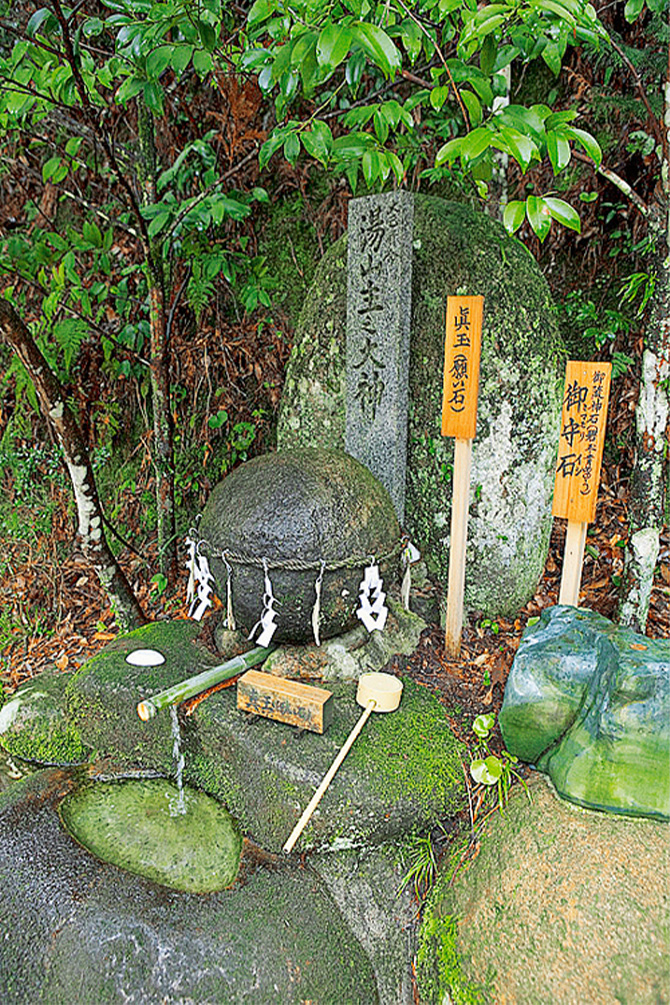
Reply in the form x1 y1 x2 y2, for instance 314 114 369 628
188 675 466 853
500 605 670 820
0 671 89 765
278 197 564 617
0 768 379 1005
418 775 670 1005
66 619 221 772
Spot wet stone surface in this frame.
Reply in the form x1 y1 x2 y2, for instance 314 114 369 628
0 769 379 1005
199 448 401 644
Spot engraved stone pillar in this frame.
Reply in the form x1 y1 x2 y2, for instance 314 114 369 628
345 191 414 522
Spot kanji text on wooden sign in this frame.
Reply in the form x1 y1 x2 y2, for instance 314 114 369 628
552 361 612 523
441 296 484 440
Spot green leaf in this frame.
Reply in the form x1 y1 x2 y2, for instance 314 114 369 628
143 80 164 116
147 211 171 237
197 20 216 52
115 76 146 105
193 49 213 76
259 132 284 169
473 713 495 738
83 17 104 37
480 34 497 76
208 409 228 429
435 136 463 167
283 131 300 164
566 126 602 168
526 195 552 242
83 221 103 247
42 155 62 182
543 197 581 232
460 126 492 164
316 23 351 69
147 45 173 79
503 200 525 234
362 148 380 187
373 108 389 143
542 41 563 76
470 757 501 786
430 85 449 111
624 0 645 20
461 89 482 126
399 20 422 63
546 129 571 172
302 120 332 165
170 45 193 74
26 8 52 37
493 126 538 172
350 23 401 79
248 0 270 26
65 136 83 157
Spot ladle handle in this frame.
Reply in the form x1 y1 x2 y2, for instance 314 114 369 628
283 700 376 854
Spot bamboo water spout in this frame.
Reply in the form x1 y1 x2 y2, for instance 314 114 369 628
136 645 276 720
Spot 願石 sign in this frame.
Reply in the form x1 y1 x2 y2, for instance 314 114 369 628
552 361 612 524
345 191 414 522
441 294 484 658
441 296 484 440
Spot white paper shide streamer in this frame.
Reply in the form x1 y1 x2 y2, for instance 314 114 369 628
189 550 216 621
248 558 279 647
356 561 388 633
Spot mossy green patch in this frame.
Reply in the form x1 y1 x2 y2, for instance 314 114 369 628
0 673 90 765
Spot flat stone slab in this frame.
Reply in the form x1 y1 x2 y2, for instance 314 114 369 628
0 769 378 1005
499 605 670 820
62 620 465 853
419 775 670 1005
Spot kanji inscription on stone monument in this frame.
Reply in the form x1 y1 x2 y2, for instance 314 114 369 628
345 191 414 521
552 360 612 524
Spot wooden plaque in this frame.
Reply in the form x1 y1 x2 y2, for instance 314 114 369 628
441 295 483 440
552 360 612 524
237 670 333 734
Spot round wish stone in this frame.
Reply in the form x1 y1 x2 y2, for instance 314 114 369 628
199 448 401 644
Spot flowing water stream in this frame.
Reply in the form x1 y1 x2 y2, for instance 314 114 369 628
169 705 187 816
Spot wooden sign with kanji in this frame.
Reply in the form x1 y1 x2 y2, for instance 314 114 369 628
552 361 612 524
441 295 483 440
552 360 612 607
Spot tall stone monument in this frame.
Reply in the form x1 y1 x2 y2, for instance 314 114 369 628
277 197 563 617
345 192 413 521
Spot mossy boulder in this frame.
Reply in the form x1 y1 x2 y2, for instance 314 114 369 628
0 768 379 1005
0 671 89 765
65 621 466 853
199 447 401 644
66 619 222 772
500 605 670 820
278 197 563 617
188 674 466 853
418 776 670 1005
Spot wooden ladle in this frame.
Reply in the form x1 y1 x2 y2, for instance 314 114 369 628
283 672 403 854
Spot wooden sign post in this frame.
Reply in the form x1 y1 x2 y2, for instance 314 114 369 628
441 295 483 657
552 360 612 606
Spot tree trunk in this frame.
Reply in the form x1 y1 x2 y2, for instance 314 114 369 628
0 301 147 630
619 72 670 633
137 100 177 580
619 240 670 632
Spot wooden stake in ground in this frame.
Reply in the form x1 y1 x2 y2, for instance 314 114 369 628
441 295 483 657
552 361 612 606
